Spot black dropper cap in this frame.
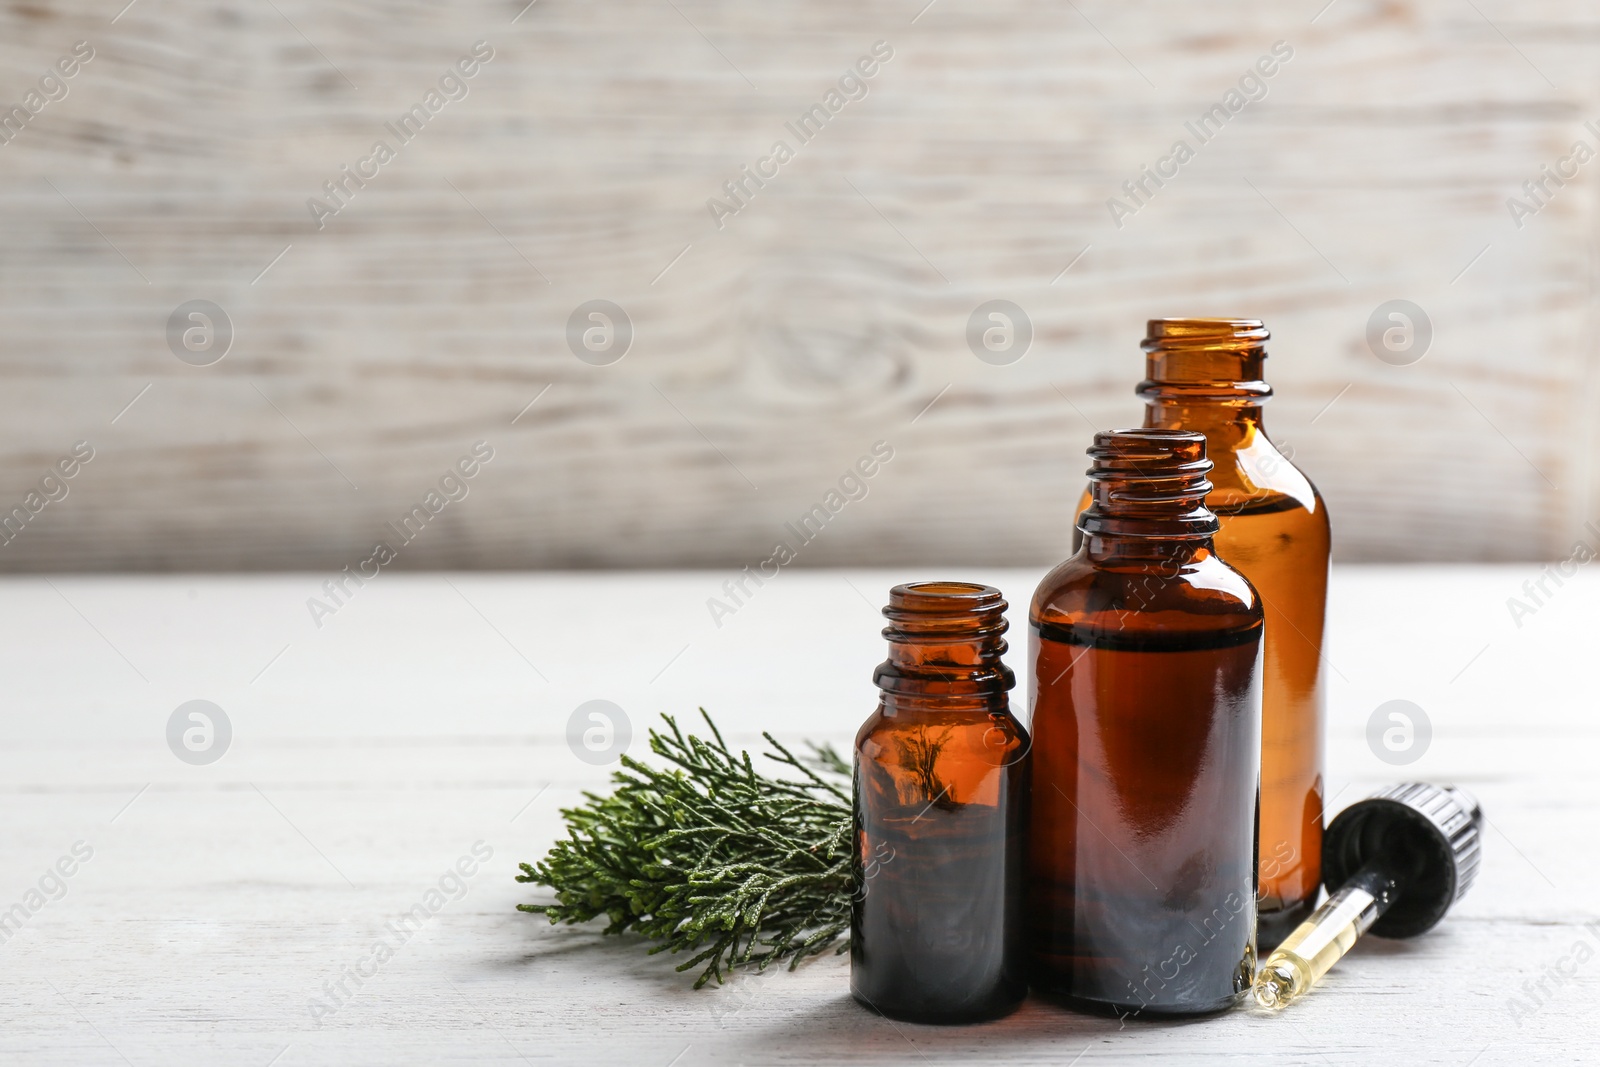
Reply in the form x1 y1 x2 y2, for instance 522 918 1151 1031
1321 782 1484 938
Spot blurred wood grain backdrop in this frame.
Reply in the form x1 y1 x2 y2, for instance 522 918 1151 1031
0 0 1594 570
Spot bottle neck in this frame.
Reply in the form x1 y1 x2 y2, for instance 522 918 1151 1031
1080 531 1213 567
1139 347 1273 438
880 691 1010 716
1076 428 1219 544
873 582 1014 706
1144 399 1265 438
1138 319 1273 447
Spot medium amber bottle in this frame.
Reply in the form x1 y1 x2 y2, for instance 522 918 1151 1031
1073 319 1329 948
1032 429 1262 1017
852 582 1029 1023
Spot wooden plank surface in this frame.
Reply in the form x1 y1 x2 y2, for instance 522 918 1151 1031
0 566 1593 1064
0 2 1597 570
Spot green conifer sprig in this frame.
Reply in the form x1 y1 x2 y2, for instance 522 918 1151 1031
517 709 854 988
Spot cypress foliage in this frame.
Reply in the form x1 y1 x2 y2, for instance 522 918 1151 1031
518 710 854 988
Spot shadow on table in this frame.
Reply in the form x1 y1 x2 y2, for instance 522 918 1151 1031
494 918 757 985
724 987 1230 1062
494 917 1239 1059
1346 934 1431 961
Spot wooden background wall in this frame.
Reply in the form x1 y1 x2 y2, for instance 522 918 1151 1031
0 0 1594 570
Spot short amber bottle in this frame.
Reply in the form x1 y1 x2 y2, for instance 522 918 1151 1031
851 582 1029 1023
1073 319 1329 948
1033 429 1262 1017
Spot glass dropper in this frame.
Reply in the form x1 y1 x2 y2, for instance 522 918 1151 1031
1254 865 1396 1009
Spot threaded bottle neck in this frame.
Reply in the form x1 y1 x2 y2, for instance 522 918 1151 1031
1078 428 1219 540
873 582 1014 699
1138 318 1273 414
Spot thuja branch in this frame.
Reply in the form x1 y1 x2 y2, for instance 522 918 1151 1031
516 709 854 988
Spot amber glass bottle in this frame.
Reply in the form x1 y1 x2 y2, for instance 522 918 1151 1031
1033 429 1262 1017
852 582 1029 1023
1072 319 1329 948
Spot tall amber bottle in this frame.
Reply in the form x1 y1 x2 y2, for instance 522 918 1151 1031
852 582 1028 1023
1073 319 1329 948
1033 429 1262 1016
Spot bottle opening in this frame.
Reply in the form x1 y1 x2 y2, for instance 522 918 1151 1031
890 582 1005 611
1140 319 1273 403
1087 428 1211 473
1144 318 1269 349
884 582 1008 642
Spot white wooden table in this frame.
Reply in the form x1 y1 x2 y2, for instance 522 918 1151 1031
1 567 1591 1065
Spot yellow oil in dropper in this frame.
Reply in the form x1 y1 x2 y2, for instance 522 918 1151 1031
1253 868 1392 1009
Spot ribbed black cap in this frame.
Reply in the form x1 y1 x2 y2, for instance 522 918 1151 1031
1322 782 1483 939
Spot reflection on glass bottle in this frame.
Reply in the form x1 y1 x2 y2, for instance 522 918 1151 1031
892 725 961 811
